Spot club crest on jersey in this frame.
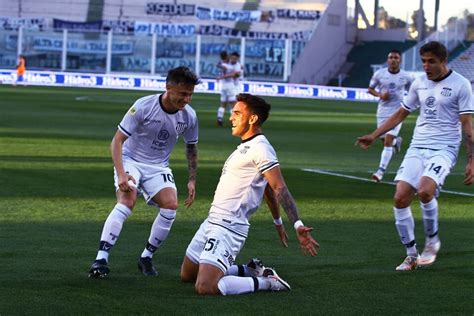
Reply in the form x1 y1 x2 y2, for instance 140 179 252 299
425 96 436 108
176 122 187 134
440 87 452 97
239 145 250 154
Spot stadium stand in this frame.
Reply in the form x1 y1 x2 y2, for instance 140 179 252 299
338 41 416 88
251 0 326 33
449 41 474 82
0 0 89 21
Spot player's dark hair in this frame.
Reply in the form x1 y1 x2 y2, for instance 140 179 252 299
231 51 240 58
220 50 228 60
166 66 200 86
389 49 401 56
236 93 271 125
419 41 448 61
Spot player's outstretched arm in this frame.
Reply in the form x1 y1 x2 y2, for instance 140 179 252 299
263 166 319 256
355 107 410 149
461 114 474 185
263 184 288 247
185 143 197 208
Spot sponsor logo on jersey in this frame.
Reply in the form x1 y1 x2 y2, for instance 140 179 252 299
424 96 437 118
440 87 452 97
176 122 187 134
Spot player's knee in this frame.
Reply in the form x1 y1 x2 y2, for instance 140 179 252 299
393 192 410 208
118 198 136 210
195 279 219 295
180 271 193 283
417 188 434 202
160 201 178 210
180 267 196 283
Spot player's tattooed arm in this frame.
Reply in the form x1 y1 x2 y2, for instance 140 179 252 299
461 114 473 160
461 114 474 185
273 186 300 225
186 144 197 181
465 132 473 160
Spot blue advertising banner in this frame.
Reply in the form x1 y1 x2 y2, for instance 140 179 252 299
0 69 378 102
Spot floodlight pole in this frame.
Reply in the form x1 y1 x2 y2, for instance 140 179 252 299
195 35 201 76
151 32 157 75
106 30 112 74
17 26 23 56
61 29 67 71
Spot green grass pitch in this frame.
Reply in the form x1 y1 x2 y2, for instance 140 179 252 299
0 85 473 314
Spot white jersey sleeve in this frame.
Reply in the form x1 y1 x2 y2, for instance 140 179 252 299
118 95 150 137
183 108 199 144
401 79 420 113
368 69 382 90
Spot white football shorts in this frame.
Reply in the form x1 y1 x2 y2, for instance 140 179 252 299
220 83 237 102
114 158 176 205
394 147 457 189
185 219 247 273
377 116 402 137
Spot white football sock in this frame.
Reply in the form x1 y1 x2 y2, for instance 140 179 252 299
141 208 176 258
217 276 271 295
420 198 439 239
96 203 132 261
394 206 417 256
225 264 253 277
217 107 225 121
379 146 394 170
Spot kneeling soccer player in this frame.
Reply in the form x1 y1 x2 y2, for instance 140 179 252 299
180 93 319 295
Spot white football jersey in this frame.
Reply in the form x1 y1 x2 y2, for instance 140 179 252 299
221 62 243 87
207 134 279 237
118 94 198 166
369 68 414 118
401 70 473 153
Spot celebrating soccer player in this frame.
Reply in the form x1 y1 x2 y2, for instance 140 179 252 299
180 93 319 295
356 41 474 271
368 49 414 182
88 66 200 278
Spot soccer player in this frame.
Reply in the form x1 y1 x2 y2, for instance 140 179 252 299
180 93 319 295
14 55 26 86
216 51 243 127
368 49 414 182
356 41 474 271
88 66 200 278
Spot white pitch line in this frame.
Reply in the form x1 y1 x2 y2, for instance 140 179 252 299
302 168 474 197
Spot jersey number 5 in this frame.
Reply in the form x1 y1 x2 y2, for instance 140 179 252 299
204 238 216 251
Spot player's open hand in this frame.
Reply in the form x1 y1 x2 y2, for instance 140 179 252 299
296 226 320 256
355 134 375 149
118 174 136 192
274 223 289 247
380 91 390 101
184 180 196 208
463 159 474 185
